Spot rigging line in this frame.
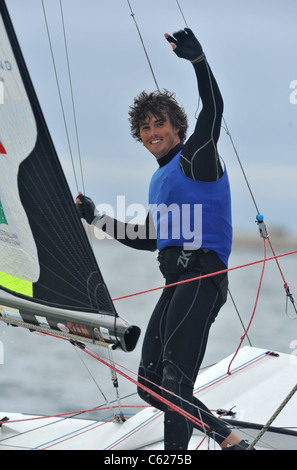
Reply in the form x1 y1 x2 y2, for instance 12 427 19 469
72 342 280 448
107 346 125 422
247 382 297 450
104 412 164 451
79 342 212 429
1 332 275 447
0 408 106 446
194 351 274 395
194 0 294 316
35 416 114 450
257 217 297 317
74 342 273 443
39 332 214 437
75 344 248 448
41 0 79 191
175 0 189 28
266 234 297 317
228 288 252 347
72 345 117 420
174 0 201 119
175 1 261 215
165 1 253 337
227 237 267 375
0 353 271 440
58 1 95 246
59 0 86 193
0 405 139 428
222 117 260 214
126 0 295 327
111 249 297 302
78 344 209 431
126 0 160 91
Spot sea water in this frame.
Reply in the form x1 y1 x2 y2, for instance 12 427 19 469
0 238 297 418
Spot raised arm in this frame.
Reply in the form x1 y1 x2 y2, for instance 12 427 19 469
165 28 224 182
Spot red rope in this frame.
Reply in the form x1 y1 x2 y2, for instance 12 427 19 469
266 235 294 301
111 249 297 302
0 405 148 426
41 417 115 450
79 344 209 431
2 247 296 444
195 351 274 396
6 326 207 431
227 238 267 374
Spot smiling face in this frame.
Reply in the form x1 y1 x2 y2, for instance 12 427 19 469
139 113 181 160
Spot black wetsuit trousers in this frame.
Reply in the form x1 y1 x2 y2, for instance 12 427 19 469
137 270 232 450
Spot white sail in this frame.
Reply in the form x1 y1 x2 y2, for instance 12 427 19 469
0 15 39 283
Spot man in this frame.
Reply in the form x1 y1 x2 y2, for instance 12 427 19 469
77 28 251 450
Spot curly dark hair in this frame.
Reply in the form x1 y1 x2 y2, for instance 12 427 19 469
128 89 188 143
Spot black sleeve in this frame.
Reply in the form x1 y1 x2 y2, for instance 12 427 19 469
180 59 224 182
95 211 157 252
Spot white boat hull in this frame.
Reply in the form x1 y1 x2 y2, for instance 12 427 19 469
1 347 296 450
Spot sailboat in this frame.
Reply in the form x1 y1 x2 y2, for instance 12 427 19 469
1 0 297 451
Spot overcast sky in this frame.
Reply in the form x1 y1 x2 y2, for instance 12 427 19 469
5 0 297 235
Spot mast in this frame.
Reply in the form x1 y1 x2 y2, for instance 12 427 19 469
0 0 140 351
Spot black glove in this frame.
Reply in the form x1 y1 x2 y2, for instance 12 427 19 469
76 193 96 224
166 28 204 63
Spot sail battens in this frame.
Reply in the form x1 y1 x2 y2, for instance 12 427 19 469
0 0 140 352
